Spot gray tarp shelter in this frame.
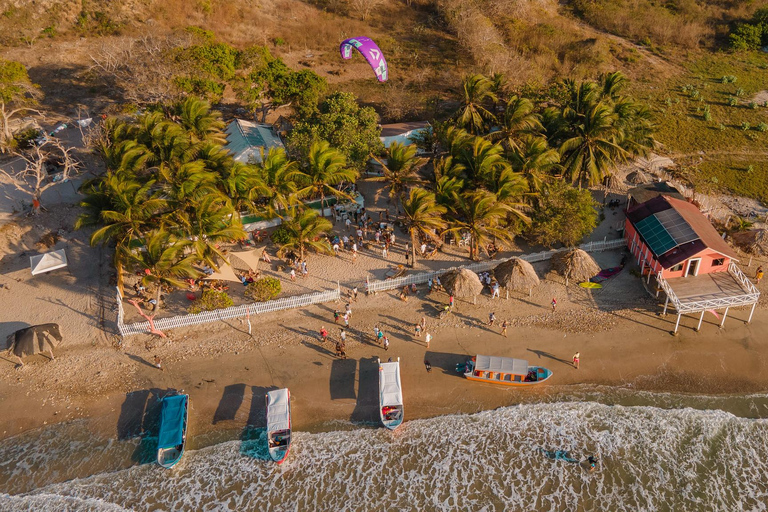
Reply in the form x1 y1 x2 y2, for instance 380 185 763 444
30 249 68 275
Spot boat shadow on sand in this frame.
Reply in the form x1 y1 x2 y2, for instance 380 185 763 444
350 356 380 426
424 351 470 376
239 385 279 460
117 388 180 464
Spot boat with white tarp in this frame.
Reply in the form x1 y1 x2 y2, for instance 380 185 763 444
378 357 404 430
266 388 292 463
463 355 552 386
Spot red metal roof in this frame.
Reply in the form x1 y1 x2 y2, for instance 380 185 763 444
626 195 738 267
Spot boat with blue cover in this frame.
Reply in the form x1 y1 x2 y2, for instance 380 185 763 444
156 394 189 468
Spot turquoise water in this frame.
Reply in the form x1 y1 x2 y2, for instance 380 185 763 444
2 388 768 511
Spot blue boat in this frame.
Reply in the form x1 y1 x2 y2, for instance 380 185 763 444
157 394 189 468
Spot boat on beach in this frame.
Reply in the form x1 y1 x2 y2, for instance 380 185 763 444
156 394 189 468
378 357 404 430
463 355 552 386
266 388 292 463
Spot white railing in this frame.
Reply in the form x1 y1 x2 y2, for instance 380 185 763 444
117 286 341 337
367 238 627 293
656 262 760 314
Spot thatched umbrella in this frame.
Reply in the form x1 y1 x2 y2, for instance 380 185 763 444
494 258 540 298
626 170 650 185
442 268 483 304
733 229 768 256
551 249 601 285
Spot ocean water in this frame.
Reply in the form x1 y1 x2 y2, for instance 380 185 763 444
2 389 768 512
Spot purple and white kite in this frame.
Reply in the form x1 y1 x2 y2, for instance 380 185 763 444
339 36 388 82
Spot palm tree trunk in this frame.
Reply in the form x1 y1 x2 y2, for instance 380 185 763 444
320 191 326 218
155 284 163 315
410 230 418 268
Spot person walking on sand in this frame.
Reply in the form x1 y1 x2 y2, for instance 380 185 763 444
334 309 340 324
488 312 496 326
572 352 580 369
302 260 308 278
551 298 557 312
345 303 352 317
449 295 454 309
383 336 390 351
382 246 388 258
491 282 500 299
154 355 164 371
415 323 422 337
340 328 347 344
500 319 508 337
290 268 296 281
425 332 432 348
320 327 328 343
343 312 350 327
420 316 426 331
756 266 764 284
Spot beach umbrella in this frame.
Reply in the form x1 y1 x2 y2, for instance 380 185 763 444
6 324 62 361
626 170 650 185
494 258 540 298
203 260 241 283
442 268 483 304
551 249 601 285
732 229 768 256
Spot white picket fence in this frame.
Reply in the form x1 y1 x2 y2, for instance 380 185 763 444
117 286 341 337
366 238 627 293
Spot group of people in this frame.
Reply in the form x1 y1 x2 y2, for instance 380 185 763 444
319 326 348 359
289 260 309 281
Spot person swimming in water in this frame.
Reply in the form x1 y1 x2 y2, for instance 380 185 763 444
586 455 597 471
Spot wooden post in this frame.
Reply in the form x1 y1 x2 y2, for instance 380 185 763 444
674 313 682 334
748 302 757 324
663 296 669 316
696 310 705 331
720 307 729 328
647 269 652 284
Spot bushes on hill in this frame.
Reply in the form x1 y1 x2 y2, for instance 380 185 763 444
729 8 768 50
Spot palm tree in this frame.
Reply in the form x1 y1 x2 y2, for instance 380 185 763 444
123 230 200 314
508 136 561 193
456 74 496 135
76 171 167 293
276 208 333 260
295 140 358 217
371 142 426 213
400 188 447 267
487 169 531 226
559 102 627 187
487 96 542 151
221 162 267 216
175 194 246 268
447 191 514 261
257 148 301 218
454 137 511 188
173 97 226 145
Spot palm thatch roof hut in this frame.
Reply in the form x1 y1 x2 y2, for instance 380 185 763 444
551 249 601 285
626 170 650 185
442 268 483 304
732 229 768 256
494 258 540 297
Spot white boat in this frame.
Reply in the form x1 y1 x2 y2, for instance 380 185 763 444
463 355 553 387
266 388 292 463
378 357 404 430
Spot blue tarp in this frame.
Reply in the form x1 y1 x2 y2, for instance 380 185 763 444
158 395 187 450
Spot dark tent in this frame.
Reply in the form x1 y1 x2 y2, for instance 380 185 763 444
6 324 62 364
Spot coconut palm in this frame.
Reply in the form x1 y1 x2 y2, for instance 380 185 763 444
508 136 561 193
400 188 447 267
559 103 627 187
173 97 226 145
456 74 496 135
257 148 301 218
275 208 333 260
175 194 246 268
487 96 542 151
487 169 531 226
221 162 266 216
295 140 358 217
447 190 514 261
371 141 426 212
454 137 511 188
76 172 168 293
123 230 201 314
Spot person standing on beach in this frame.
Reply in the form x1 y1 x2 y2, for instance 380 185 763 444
153 355 163 371
334 309 340 323
345 217 352 231
415 323 422 337
420 316 426 331
382 246 388 258
500 320 508 337
572 352 580 369
551 298 557 311
290 268 296 281
449 295 454 309
756 266 764 284
340 328 347 344
488 312 496 326
343 312 350 327
383 336 389 351
320 327 328 343
352 287 358 301
491 282 500 299
425 332 432 348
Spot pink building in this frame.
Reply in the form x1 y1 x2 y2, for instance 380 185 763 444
625 195 737 279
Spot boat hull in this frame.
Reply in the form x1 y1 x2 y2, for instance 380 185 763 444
266 388 292 464
464 366 553 387
269 445 290 464
156 394 189 469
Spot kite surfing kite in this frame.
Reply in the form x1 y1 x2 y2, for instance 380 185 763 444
339 37 388 82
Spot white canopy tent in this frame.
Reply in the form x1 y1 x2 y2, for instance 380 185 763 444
30 249 68 275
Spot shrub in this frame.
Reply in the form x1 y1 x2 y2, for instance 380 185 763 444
735 87 745 97
271 226 291 245
721 75 737 84
742 122 751 131
727 96 738 106
188 289 234 314
749 101 758 109
729 23 764 51
703 111 712 122
245 277 281 302
757 122 768 132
